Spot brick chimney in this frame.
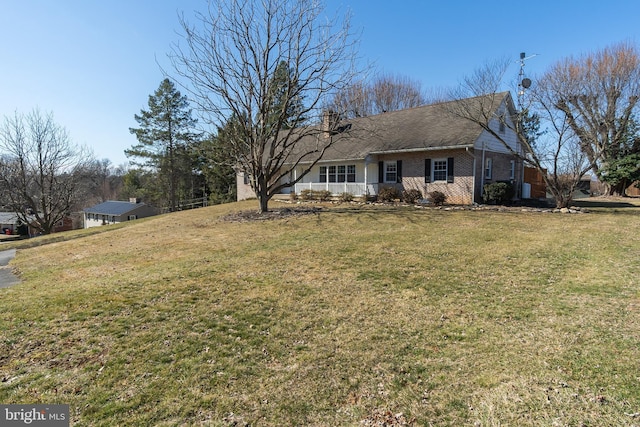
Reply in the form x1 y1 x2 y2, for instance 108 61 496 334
322 110 339 138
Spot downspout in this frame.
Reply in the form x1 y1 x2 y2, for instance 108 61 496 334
465 147 476 204
519 153 525 200
480 140 486 202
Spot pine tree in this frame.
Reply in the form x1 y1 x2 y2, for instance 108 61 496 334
127 79 198 211
266 61 306 132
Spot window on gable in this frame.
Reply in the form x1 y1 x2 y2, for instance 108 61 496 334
384 161 397 183
433 159 447 182
499 114 506 133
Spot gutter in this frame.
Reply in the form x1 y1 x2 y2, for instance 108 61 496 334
289 144 474 165
369 144 474 155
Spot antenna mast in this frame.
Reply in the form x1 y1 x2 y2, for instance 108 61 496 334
517 52 537 110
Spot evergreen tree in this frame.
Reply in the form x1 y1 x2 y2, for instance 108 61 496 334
266 61 306 132
599 116 640 194
518 108 544 151
127 78 198 211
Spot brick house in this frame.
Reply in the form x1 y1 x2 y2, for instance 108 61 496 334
237 92 525 204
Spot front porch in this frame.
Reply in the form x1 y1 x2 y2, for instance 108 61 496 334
293 182 379 197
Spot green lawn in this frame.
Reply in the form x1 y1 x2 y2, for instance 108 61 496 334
1 199 639 426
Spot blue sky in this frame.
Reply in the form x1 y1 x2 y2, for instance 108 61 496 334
2 0 640 166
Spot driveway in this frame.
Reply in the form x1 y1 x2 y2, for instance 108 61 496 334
0 249 19 288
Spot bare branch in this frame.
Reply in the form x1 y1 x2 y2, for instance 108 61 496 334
169 0 360 212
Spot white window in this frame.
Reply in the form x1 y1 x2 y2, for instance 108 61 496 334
384 161 397 183
485 158 492 180
347 165 356 182
328 165 337 182
509 160 515 180
128 215 137 221
320 164 356 183
433 159 447 182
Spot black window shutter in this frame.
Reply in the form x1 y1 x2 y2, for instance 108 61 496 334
378 161 384 183
425 159 431 183
396 160 402 183
447 157 454 183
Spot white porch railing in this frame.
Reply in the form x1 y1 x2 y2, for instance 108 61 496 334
294 182 379 196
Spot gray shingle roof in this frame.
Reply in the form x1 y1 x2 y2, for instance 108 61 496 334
292 92 509 162
83 201 143 215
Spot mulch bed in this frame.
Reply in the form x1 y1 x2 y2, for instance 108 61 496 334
220 206 323 222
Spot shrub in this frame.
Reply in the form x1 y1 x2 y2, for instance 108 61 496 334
339 192 354 202
402 189 423 204
299 189 314 201
483 181 514 205
299 189 333 201
428 191 447 206
377 186 401 202
317 190 332 201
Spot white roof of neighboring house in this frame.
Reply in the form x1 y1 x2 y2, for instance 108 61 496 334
0 212 20 224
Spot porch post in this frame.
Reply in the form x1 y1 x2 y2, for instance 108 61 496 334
364 158 369 196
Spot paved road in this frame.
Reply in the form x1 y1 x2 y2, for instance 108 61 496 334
0 249 19 288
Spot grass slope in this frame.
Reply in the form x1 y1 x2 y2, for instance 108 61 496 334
1 200 639 426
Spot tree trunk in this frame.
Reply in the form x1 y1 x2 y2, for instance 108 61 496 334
549 187 573 209
258 196 269 213
554 195 572 209
256 176 270 213
607 180 628 197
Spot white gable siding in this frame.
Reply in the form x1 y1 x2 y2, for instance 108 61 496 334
474 102 522 156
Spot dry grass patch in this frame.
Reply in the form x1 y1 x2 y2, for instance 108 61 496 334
1 200 640 425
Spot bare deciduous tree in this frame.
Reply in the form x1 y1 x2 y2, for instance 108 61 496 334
542 42 640 195
328 80 372 118
328 73 426 118
371 73 425 113
531 82 594 208
445 59 592 208
0 110 93 234
169 0 359 212
79 158 125 204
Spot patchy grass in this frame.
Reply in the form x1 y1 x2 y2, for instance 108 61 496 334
1 199 640 426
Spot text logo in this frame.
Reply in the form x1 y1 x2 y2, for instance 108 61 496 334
1 405 69 426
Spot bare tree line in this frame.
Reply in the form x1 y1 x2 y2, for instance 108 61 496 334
327 73 427 118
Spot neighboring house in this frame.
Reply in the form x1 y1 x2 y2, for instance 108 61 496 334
237 92 525 205
0 212 23 235
83 199 158 229
0 212 79 236
53 216 75 233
